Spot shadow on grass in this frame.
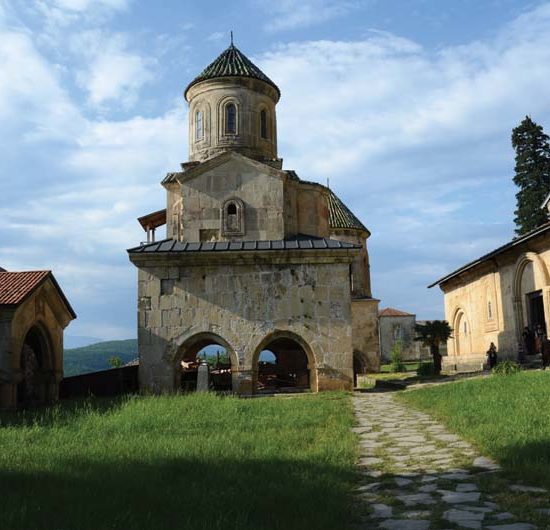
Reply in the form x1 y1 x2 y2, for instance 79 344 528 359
495 440 550 490
0 395 134 428
0 456 354 530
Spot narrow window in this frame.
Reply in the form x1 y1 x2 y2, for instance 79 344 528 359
260 109 268 139
227 203 237 215
225 103 236 134
488 301 493 320
195 110 203 141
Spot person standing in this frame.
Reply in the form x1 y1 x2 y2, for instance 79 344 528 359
486 343 498 370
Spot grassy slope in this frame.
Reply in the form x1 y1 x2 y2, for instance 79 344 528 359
63 339 137 376
398 371 550 489
0 392 357 530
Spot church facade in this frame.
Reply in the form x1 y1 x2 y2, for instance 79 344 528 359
128 43 379 394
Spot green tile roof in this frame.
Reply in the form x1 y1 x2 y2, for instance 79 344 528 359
327 189 369 233
185 44 280 98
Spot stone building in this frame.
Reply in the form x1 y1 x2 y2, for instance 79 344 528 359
379 308 417 362
128 42 379 394
430 219 550 371
0 270 76 409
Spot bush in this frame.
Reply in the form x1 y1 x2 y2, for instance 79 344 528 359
492 360 521 376
390 341 406 372
417 362 435 376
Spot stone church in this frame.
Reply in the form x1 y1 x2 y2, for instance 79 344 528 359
128 42 379 394
430 198 550 371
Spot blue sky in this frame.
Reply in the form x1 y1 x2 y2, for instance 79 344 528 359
2 0 550 342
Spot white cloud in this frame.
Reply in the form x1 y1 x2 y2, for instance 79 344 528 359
71 31 155 108
51 0 129 12
256 0 362 32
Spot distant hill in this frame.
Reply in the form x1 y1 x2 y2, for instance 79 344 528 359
63 339 137 377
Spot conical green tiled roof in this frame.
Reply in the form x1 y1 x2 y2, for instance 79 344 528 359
327 189 369 233
185 44 280 98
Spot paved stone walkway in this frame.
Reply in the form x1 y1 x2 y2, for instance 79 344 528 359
353 392 549 530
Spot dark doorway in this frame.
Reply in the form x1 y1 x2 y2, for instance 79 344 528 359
17 326 49 407
179 337 232 392
256 337 310 393
527 290 546 335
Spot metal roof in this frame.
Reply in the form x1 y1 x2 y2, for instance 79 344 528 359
128 236 360 254
428 222 550 288
184 44 280 99
0 270 76 318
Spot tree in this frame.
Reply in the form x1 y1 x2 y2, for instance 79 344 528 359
512 116 550 235
108 356 123 369
414 320 452 375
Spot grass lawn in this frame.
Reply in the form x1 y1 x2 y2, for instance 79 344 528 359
0 392 357 530
398 370 550 489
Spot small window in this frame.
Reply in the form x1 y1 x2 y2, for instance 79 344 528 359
221 198 244 235
225 103 236 134
195 110 203 141
161 279 174 296
260 109 268 139
487 301 493 320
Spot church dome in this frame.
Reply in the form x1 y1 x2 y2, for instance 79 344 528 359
184 43 280 101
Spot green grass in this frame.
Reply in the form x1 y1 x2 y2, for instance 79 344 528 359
0 392 357 530
398 370 550 489
380 362 422 373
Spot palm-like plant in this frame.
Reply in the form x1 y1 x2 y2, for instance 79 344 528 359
414 320 453 375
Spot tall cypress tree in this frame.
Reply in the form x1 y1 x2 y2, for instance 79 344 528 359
512 116 550 235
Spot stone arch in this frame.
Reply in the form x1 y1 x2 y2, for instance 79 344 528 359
512 252 550 340
17 322 55 406
452 308 472 356
353 350 367 387
221 197 245 236
251 330 318 393
173 331 239 392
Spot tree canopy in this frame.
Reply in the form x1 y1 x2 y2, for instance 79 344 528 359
512 116 550 235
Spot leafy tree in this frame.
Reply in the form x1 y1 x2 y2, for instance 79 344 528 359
107 356 123 369
512 116 550 235
390 340 405 373
414 321 452 375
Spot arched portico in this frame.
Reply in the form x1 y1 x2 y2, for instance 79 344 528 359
17 323 57 407
512 253 550 343
251 330 317 393
173 332 238 392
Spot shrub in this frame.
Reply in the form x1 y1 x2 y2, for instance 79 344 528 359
492 360 521 376
417 362 435 376
390 340 406 372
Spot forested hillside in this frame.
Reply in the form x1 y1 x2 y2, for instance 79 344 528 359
63 339 137 376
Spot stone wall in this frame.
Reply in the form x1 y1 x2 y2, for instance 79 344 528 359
379 314 417 362
132 251 356 394
352 298 380 372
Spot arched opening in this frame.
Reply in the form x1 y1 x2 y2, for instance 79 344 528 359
260 109 268 139
254 333 314 393
454 311 471 356
221 198 244 236
177 333 235 392
225 103 237 134
17 325 52 407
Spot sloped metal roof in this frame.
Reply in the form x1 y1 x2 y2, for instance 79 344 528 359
184 44 280 99
128 236 360 254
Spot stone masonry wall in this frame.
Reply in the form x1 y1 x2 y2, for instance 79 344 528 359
135 255 355 394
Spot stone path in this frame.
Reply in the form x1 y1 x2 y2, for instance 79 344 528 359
353 392 549 530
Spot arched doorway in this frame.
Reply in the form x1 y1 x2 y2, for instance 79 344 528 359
17 325 52 407
253 333 315 393
454 311 471 356
176 333 235 392
353 351 367 387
